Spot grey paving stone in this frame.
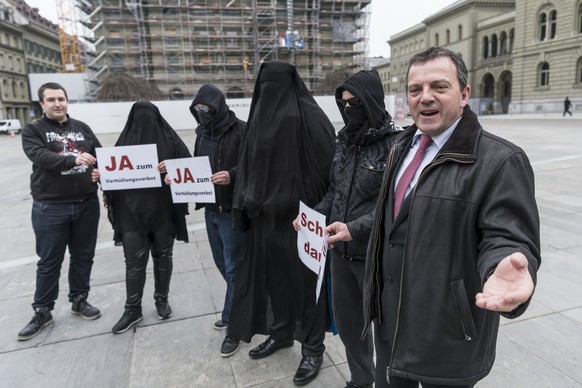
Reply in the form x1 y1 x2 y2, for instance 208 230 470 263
2 120 582 387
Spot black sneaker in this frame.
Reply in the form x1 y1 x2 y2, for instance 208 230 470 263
112 307 143 334
17 307 53 341
214 319 227 330
71 295 101 320
155 298 172 320
220 336 240 358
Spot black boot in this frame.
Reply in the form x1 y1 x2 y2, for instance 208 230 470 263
112 307 143 334
154 293 172 320
17 307 53 341
153 251 173 320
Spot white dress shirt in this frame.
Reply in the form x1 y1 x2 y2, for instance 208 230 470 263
394 116 462 198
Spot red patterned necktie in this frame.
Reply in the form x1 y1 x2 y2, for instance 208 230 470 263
393 134 431 219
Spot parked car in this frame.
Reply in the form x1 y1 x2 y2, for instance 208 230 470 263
0 119 22 134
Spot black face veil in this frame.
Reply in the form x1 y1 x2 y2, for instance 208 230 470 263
116 101 188 162
232 60 335 223
107 101 191 243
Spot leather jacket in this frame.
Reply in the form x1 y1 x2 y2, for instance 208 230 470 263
314 114 400 259
362 107 541 385
191 84 245 213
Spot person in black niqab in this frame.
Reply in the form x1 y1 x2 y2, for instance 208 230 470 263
101 101 191 334
229 60 335 386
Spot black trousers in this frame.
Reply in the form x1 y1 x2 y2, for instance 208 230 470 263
265 227 326 357
331 252 374 386
374 330 474 388
121 230 174 307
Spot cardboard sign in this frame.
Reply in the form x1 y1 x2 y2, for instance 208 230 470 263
164 156 215 203
297 201 329 303
96 144 161 190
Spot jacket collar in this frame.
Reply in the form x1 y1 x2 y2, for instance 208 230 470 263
395 106 480 161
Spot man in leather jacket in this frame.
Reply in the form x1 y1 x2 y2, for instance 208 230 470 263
295 70 401 388
327 47 541 387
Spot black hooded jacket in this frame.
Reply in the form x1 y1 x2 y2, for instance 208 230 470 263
314 70 401 260
190 84 245 213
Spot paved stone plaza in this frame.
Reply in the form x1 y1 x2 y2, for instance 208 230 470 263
0 114 581 387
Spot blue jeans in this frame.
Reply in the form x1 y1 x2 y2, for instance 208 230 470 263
205 210 244 328
31 196 100 310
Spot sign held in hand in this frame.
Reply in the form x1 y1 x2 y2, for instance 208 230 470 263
96 144 161 190
164 156 215 203
297 201 329 303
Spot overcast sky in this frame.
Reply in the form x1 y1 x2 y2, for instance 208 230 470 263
25 0 458 58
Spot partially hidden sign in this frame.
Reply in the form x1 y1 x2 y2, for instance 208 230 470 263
164 156 215 204
96 144 161 190
297 201 329 303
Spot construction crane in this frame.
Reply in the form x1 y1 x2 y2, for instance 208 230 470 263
56 0 82 72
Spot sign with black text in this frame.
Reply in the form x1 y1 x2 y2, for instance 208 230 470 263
297 201 329 303
96 144 161 190
164 156 215 203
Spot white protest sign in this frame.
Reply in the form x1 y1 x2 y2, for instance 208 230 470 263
164 156 215 203
297 201 328 303
96 144 161 190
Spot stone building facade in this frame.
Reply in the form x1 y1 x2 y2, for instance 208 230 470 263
379 0 582 115
0 0 60 123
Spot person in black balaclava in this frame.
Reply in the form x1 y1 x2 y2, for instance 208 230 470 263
294 70 401 388
229 60 335 386
98 101 191 334
189 84 246 358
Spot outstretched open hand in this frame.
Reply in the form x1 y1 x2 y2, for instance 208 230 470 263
475 252 534 313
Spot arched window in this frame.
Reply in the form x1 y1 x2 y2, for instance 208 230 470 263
577 57 582 84
538 62 550 86
483 36 489 59
2 79 8 97
446 29 450 44
549 10 557 39
483 74 495 98
509 29 515 53
12 80 17 97
539 12 547 40
435 33 439 46
538 8 558 40
500 31 508 55
578 2 582 33
491 34 498 57
458 24 463 40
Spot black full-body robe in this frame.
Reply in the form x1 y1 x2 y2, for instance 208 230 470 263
229 61 335 350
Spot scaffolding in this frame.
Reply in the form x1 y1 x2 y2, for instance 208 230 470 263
79 0 370 98
56 0 82 72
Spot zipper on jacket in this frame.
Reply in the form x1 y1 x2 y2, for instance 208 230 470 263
386 151 474 376
363 143 398 339
452 282 473 341
217 135 223 213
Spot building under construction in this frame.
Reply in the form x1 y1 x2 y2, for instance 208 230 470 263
78 0 371 98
